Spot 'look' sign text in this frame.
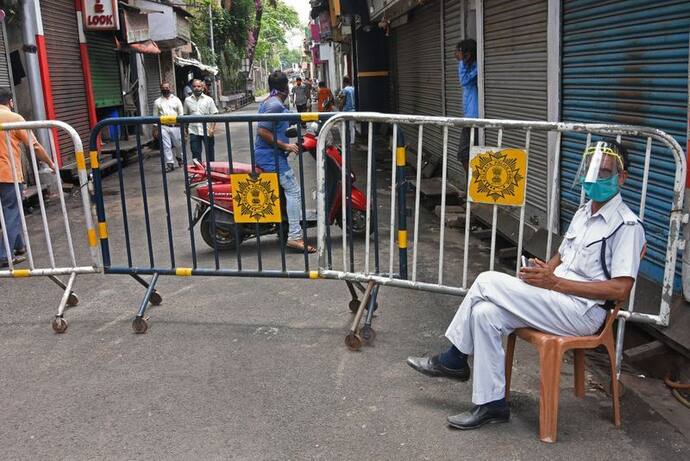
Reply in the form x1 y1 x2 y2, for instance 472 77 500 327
83 0 120 31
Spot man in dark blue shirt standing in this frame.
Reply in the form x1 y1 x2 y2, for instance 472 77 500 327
255 70 315 253
455 39 478 177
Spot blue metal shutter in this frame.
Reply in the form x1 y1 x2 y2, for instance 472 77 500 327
560 0 690 285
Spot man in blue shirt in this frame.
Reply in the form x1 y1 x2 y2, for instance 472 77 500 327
455 39 478 177
255 70 315 253
341 76 356 145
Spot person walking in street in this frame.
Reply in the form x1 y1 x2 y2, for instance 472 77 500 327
317 81 335 112
407 141 645 430
455 38 478 178
291 77 309 113
0 87 55 268
340 76 356 145
153 82 184 172
255 70 315 254
184 79 219 162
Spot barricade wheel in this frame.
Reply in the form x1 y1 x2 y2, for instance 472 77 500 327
150 292 163 306
67 293 79 307
360 325 376 343
345 333 362 351
348 299 360 313
52 317 68 334
132 317 149 334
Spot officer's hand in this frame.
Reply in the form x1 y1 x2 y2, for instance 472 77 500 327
283 143 300 154
519 258 559 290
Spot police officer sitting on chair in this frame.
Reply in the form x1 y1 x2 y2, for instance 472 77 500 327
407 140 645 430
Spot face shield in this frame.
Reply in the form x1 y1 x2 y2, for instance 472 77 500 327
573 141 624 188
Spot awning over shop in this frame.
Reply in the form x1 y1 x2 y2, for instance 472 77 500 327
174 56 218 76
115 37 161 54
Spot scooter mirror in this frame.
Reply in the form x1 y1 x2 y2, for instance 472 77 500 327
285 125 298 138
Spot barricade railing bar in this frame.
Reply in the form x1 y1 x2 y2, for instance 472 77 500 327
0 120 100 333
315 112 686 364
88 112 376 333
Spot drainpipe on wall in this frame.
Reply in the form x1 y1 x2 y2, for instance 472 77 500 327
19 0 52 158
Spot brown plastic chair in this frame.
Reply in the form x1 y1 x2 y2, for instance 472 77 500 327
504 247 644 443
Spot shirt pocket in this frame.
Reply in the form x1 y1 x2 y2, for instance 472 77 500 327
574 240 604 279
560 232 577 264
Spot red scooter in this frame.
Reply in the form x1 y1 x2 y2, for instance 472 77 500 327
186 123 368 250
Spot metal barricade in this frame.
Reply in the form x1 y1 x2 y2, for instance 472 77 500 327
315 113 686 371
89 112 374 333
0 121 100 332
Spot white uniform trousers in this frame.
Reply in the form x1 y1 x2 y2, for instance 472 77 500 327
445 271 607 405
160 125 182 165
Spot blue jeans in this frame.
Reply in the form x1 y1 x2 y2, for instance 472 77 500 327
189 134 215 162
279 169 303 240
0 183 24 261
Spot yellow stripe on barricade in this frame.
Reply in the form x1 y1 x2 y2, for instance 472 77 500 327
160 115 177 126
88 228 98 247
398 230 408 249
75 151 86 171
396 147 406 166
300 113 319 122
176 268 193 276
11 269 31 278
309 271 320 279
98 222 108 239
89 150 99 169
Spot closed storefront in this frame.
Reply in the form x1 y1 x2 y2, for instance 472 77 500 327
482 0 549 227
443 0 465 181
143 53 161 115
40 0 91 166
86 32 122 110
0 21 13 94
392 1 444 170
560 0 690 284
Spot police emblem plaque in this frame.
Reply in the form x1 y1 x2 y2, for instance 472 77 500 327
468 147 527 206
230 173 282 223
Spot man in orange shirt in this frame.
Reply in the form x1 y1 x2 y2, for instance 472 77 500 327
0 87 54 267
317 81 334 112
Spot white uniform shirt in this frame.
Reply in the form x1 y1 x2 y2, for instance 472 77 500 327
183 94 219 135
153 94 184 118
555 193 646 313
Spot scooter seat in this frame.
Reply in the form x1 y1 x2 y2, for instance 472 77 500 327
205 162 261 174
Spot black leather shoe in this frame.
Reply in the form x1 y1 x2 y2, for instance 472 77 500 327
447 404 510 430
406 355 470 381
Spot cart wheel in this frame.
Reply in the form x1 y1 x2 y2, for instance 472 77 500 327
52 317 68 334
345 333 362 351
132 317 149 334
348 299 360 313
67 293 79 307
150 292 162 306
360 325 376 343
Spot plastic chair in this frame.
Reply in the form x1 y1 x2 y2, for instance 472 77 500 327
503 248 644 443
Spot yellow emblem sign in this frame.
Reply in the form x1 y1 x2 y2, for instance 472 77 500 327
468 148 527 206
230 173 282 223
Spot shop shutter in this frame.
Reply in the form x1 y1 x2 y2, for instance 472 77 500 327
483 0 549 227
561 0 690 284
86 32 122 108
443 0 465 181
144 54 161 115
0 22 12 90
40 0 91 166
392 1 444 166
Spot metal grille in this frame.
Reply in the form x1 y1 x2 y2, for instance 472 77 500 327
0 22 12 90
443 0 465 181
40 0 91 166
143 54 161 116
393 1 444 165
483 0 549 225
86 32 122 109
560 0 690 285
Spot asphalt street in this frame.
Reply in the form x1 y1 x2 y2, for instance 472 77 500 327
1 102 688 460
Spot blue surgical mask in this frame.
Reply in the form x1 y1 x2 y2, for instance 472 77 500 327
580 174 619 202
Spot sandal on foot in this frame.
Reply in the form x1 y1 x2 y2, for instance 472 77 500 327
286 240 316 254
